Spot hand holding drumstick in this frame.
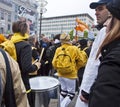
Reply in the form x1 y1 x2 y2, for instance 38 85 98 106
33 48 45 70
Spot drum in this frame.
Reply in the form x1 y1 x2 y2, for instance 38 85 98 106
29 76 60 107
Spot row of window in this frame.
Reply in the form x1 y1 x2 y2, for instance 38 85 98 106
0 10 11 22
42 18 86 24
41 26 74 31
42 23 76 27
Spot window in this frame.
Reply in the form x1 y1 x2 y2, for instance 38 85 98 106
14 15 18 20
8 24 11 31
8 14 11 22
15 5 18 13
1 11 4 20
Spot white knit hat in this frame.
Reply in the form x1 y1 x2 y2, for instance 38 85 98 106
60 33 71 44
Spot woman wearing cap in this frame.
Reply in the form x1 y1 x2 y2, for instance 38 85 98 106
89 0 120 107
75 0 112 107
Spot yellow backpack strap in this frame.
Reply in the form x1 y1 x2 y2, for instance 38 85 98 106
83 47 88 51
26 89 31 94
82 47 89 60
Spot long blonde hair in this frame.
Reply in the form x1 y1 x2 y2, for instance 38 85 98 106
96 17 120 58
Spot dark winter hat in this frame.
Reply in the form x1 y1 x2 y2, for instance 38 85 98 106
78 39 87 46
53 34 60 41
107 0 120 20
90 0 112 9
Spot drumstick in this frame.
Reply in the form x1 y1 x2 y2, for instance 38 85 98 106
39 48 45 62
32 59 38 64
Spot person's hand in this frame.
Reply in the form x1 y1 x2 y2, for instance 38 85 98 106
34 62 41 70
80 95 88 103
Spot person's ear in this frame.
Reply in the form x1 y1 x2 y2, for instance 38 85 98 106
108 11 112 18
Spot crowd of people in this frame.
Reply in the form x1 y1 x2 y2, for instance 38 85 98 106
0 0 120 107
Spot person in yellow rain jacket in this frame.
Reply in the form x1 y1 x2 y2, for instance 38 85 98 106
11 20 41 107
52 33 87 107
0 34 17 61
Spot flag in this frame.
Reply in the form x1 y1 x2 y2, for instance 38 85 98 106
75 17 89 32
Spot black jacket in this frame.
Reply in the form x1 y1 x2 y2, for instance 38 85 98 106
15 41 38 90
89 39 120 107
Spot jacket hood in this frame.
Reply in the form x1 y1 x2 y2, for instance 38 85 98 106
11 33 29 43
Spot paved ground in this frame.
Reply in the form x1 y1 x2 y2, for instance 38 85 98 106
68 92 78 107
48 93 78 107
34 92 78 107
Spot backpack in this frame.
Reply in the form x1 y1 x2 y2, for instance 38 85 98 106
0 40 17 61
53 46 75 74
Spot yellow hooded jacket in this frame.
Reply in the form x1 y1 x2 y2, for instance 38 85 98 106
52 43 87 79
0 33 29 61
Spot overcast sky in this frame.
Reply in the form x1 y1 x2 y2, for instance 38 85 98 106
43 0 96 22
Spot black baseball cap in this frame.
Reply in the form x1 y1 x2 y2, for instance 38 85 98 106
90 0 112 9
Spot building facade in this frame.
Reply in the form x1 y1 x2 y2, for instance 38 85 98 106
0 1 97 38
0 0 38 35
41 13 97 38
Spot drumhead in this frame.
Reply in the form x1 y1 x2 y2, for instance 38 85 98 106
29 76 60 92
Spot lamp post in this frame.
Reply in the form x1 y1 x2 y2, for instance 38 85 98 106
39 12 42 38
36 0 47 39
